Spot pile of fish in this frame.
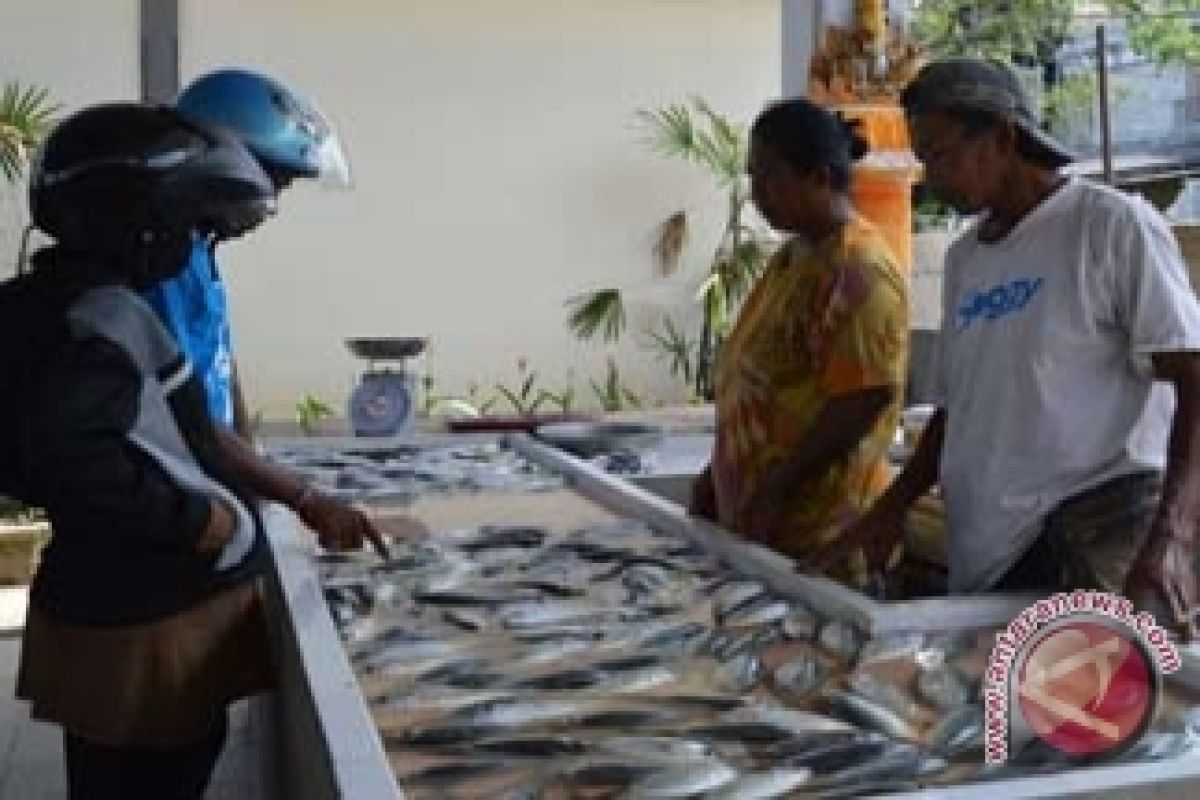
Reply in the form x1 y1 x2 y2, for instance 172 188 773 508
318 515 1200 798
269 441 563 502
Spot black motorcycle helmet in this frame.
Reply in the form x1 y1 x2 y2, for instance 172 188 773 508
29 103 276 287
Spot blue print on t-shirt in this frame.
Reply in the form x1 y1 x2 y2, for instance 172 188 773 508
956 277 1044 330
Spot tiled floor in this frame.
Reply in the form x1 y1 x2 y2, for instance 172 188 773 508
0 602 270 799
0 634 65 799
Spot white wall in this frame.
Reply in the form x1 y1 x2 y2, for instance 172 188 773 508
181 0 780 417
0 2 138 276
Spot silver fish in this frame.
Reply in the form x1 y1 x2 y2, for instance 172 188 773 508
773 655 828 700
723 599 792 628
717 651 763 692
456 697 581 728
847 671 925 725
928 704 984 756
597 736 713 762
473 735 588 758
500 601 608 629
705 767 812 800
811 743 932 788
856 632 927 667
587 665 677 695
730 704 855 736
827 691 920 741
817 620 864 662
624 759 738 798
712 580 767 620
917 664 973 713
780 606 820 640
443 607 489 632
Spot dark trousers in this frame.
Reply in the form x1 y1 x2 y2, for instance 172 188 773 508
995 470 1165 593
64 714 227 800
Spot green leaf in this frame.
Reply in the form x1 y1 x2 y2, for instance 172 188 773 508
566 289 626 343
0 81 58 183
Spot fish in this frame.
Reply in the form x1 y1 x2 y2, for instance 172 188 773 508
637 621 710 652
590 654 665 673
917 665 973 712
459 525 547 553
386 724 499 748
729 704 855 736
817 620 864 662
856 632 927 667
780 606 820 640
473 735 588 758
826 691 920 741
722 598 792 628
717 652 763 692
443 607 489 632
454 697 581 728
585 665 677 695
773 654 828 700
847 671 925 725
683 722 803 745
499 601 608 629
412 590 504 607
928 705 984 757
780 735 891 774
658 694 745 713
577 708 684 730
712 580 768 621
809 742 929 789
566 761 657 787
623 760 738 798
705 767 812 800
512 667 603 691
596 736 713 762
513 579 584 598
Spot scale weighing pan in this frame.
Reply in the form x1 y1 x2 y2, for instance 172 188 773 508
346 337 427 361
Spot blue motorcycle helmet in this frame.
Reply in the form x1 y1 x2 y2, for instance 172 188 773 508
176 69 350 189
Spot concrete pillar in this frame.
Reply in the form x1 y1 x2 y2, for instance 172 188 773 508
140 0 179 103
781 0 819 97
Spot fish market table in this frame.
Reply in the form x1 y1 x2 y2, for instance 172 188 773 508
256 433 1200 799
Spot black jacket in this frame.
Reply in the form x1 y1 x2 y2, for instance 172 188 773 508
0 249 266 626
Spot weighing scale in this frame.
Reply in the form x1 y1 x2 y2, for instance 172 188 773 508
345 337 426 437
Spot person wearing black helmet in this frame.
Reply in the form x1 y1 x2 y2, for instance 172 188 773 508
0 103 334 799
141 68 404 560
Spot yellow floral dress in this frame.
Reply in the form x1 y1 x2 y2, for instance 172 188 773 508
711 216 908 586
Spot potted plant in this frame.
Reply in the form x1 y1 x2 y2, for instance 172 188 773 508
566 98 777 403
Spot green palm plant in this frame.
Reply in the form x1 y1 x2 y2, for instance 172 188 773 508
566 98 775 402
0 81 57 183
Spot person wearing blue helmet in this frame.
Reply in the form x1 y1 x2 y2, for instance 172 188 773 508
148 68 350 437
145 69 404 560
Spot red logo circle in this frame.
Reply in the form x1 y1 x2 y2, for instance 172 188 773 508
1016 620 1156 757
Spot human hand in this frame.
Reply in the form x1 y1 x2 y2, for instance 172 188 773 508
804 501 906 575
196 498 236 554
1125 527 1198 642
296 489 391 560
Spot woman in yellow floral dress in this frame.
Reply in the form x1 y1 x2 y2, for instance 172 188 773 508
689 97 909 590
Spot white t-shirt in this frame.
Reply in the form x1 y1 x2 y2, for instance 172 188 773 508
936 178 1200 592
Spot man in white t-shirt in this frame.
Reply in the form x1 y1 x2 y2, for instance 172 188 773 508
813 58 1200 640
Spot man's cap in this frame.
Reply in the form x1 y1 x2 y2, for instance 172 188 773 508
902 57 1075 167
